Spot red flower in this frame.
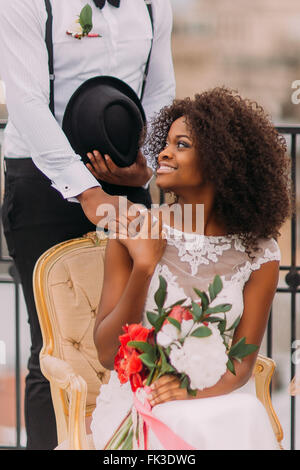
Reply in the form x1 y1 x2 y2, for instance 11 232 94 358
120 323 150 347
114 323 154 392
164 305 193 325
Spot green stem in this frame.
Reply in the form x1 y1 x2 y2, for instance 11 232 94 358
121 429 134 450
106 414 132 450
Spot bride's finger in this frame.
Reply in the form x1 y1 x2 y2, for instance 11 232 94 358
148 386 186 406
150 376 179 395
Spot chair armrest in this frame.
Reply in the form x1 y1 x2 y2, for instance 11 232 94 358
40 354 90 450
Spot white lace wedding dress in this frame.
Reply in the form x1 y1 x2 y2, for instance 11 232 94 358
91 224 281 450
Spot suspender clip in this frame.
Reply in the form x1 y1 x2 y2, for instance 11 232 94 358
49 74 55 81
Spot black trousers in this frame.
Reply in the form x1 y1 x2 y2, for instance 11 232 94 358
1 158 151 450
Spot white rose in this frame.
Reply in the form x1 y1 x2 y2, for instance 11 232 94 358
156 319 195 349
156 323 179 348
169 323 228 390
180 319 194 338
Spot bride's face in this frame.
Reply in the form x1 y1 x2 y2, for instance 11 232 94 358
156 116 203 193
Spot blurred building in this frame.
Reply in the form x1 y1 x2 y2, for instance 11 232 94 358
172 0 300 122
171 0 300 270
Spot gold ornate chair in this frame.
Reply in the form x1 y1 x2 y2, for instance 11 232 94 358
33 232 284 450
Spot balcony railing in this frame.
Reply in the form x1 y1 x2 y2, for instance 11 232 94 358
0 122 299 450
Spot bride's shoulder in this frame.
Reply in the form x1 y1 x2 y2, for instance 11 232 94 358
249 237 281 269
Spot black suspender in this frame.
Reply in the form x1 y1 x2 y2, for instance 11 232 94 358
44 0 55 116
140 0 154 101
44 0 154 117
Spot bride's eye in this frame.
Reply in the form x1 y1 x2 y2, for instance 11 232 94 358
177 140 189 149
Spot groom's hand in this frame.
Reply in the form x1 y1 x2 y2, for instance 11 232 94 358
86 150 153 187
76 187 148 237
76 187 131 228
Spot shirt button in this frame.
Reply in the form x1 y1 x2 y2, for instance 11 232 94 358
65 185 69 190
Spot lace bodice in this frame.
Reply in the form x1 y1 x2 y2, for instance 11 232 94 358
143 224 281 335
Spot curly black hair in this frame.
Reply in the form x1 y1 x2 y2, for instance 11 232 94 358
145 87 292 256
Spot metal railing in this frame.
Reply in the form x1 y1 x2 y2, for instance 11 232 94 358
0 122 299 449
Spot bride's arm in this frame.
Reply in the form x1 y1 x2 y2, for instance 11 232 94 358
94 233 166 370
148 259 279 405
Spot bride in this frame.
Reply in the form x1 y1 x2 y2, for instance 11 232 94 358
91 87 291 450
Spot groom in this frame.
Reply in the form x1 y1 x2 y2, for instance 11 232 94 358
0 0 175 450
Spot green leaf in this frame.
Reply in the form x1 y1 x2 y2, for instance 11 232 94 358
218 319 227 335
157 346 176 376
193 288 209 311
146 367 156 386
180 375 189 389
208 283 215 303
167 299 187 309
208 275 223 302
191 326 212 338
226 315 241 332
227 358 236 375
213 275 223 297
167 317 181 331
155 316 167 332
228 337 246 357
228 337 258 360
146 311 159 328
204 315 223 323
205 303 232 314
154 276 167 312
237 343 258 358
191 301 203 322
140 353 156 370
187 388 197 397
127 341 156 356
79 4 93 35
146 311 167 332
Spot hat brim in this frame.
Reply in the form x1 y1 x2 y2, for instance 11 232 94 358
62 76 146 166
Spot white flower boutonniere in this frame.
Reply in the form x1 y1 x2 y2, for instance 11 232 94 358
66 4 101 40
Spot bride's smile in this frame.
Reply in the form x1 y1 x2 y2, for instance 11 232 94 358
156 116 203 193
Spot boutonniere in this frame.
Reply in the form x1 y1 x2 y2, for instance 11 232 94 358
66 4 101 40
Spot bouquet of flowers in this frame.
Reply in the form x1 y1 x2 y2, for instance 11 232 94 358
104 275 258 450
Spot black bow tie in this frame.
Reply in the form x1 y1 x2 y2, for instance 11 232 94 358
93 0 120 9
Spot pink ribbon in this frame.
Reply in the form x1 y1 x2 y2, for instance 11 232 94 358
133 386 196 450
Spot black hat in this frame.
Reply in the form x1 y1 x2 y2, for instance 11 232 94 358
62 76 146 167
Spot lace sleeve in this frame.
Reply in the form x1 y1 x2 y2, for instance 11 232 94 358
250 238 281 273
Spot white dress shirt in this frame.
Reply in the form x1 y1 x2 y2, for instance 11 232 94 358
0 0 175 199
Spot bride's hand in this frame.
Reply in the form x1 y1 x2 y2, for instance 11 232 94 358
147 375 191 406
118 213 167 275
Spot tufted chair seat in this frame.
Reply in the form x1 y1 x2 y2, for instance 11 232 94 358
33 231 110 449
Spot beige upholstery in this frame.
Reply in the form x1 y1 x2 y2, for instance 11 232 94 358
33 232 110 449
33 231 284 450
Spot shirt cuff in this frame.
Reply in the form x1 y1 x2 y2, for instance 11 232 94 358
51 160 101 199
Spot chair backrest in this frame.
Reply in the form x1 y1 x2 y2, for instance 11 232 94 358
33 231 111 442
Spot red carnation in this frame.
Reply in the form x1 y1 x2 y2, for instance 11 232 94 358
114 323 154 392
